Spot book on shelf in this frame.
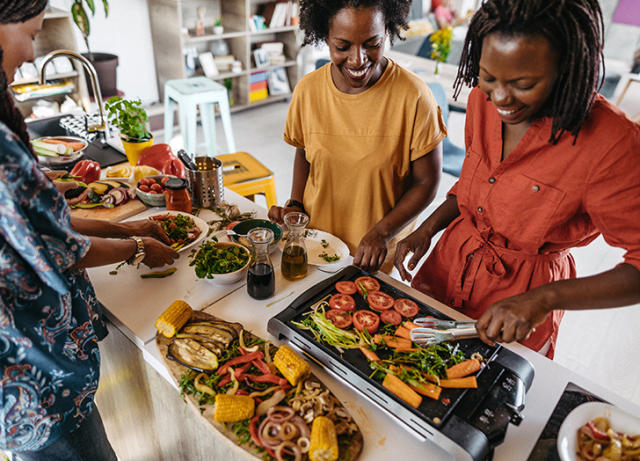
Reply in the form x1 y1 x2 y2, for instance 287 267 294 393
267 67 291 95
261 1 298 28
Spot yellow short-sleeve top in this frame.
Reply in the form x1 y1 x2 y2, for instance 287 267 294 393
284 59 447 253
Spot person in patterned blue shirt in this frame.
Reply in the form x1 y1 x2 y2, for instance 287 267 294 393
0 2 179 460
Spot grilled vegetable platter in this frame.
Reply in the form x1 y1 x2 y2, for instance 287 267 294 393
155 300 363 461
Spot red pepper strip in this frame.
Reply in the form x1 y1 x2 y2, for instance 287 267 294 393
243 373 288 387
252 359 271 375
235 389 249 396
587 421 610 441
248 415 277 458
218 362 252 386
217 351 265 376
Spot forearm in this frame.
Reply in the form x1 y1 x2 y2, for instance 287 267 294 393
71 217 133 238
290 148 310 202
537 263 640 313
74 236 137 269
416 194 460 237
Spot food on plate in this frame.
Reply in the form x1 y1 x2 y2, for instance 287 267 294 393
42 138 85 151
70 159 101 184
65 179 135 209
577 417 640 461
367 291 394 311
155 299 193 338
105 165 133 178
190 240 250 279
335 281 357 295
273 344 311 386
150 213 201 250
137 143 185 178
32 139 72 157
137 175 170 194
133 165 162 182
354 276 380 297
155 308 363 461
292 276 484 408
309 416 339 461
328 293 355 311
393 298 420 318
319 252 340 263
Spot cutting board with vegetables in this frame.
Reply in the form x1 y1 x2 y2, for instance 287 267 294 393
70 198 147 221
155 304 363 461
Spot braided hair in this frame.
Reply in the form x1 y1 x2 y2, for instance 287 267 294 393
299 0 412 46
0 0 48 152
454 0 604 144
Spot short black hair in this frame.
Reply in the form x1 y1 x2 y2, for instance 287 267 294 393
454 0 605 144
299 0 412 46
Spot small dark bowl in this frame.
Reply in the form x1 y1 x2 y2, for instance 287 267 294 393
231 219 282 252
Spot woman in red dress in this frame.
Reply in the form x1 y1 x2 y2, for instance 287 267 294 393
394 0 640 358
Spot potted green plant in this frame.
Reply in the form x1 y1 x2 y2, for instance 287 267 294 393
71 0 119 97
213 17 224 35
105 96 153 166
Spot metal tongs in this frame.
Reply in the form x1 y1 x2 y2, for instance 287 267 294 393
410 317 479 346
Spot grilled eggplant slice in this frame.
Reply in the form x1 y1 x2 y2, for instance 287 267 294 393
182 325 235 345
174 333 226 355
184 321 240 339
168 338 219 372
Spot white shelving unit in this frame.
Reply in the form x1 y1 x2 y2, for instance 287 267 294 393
148 0 300 112
13 7 89 118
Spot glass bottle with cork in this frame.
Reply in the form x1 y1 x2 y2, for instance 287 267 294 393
247 227 275 299
281 212 309 280
164 177 192 214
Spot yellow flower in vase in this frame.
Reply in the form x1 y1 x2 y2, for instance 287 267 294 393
430 26 453 75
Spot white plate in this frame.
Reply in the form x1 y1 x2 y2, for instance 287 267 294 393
101 166 134 184
557 401 640 461
146 210 209 253
34 136 88 166
279 229 350 268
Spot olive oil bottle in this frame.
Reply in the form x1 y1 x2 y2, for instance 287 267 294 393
281 212 309 281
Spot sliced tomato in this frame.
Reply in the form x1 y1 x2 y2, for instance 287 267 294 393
367 291 394 311
394 298 420 318
335 281 357 295
355 276 380 295
380 310 402 325
326 309 353 329
329 293 356 311
353 310 380 334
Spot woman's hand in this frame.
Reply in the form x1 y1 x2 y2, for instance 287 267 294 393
354 228 388 272
140 237 179 268
475 290 553 346
268 205 305 224
122 219 171 245
394 227 434 282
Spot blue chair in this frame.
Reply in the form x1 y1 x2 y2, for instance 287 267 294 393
427 81 465 177
315 58 330 69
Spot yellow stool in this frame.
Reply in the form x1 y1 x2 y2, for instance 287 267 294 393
217 152 277 208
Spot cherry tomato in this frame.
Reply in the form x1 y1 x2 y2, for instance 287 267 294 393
329 294 355 311
326 309 353 329
147 177 157 184
380 310 402 325
335 281 357 295
353 310 380 334
138 184 150 192
355 276 380 295
394 298 420 318
149 190 160 194
150 183 163 192
160 176 170 185
367 291 394 311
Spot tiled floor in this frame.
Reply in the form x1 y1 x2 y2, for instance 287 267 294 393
161 96 640 407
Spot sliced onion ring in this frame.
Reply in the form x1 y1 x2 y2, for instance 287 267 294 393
268 406 295 423
275 441 301 461
297 436 310 453
280 422 299 441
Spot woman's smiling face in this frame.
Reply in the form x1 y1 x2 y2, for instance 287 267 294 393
478 32 559 126
328 6 387 94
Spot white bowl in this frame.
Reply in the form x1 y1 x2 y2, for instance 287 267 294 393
194 241 250 285
557 401 640 461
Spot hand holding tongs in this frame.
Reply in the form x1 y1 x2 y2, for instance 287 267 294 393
410 317 479 346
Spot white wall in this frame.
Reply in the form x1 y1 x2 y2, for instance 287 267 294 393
50 0 159 104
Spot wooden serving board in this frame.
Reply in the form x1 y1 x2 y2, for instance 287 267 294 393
70 198 147 222
156 311 364 461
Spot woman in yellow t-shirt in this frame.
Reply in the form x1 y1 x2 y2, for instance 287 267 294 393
268 0 447 273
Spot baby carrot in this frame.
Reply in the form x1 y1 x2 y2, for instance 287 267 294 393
382 373 423 409
359 347 380 362
445 359 481 379
394 326 412 340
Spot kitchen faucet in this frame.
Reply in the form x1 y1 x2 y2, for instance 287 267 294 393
38 49 110 142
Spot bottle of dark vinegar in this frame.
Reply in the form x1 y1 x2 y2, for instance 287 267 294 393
247 228 275 300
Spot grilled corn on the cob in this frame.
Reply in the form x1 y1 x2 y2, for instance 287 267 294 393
273 344 310 386
155 300 192 338
214 394 255 423
309 416 339 461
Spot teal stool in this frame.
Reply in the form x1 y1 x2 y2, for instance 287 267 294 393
164 77 236 155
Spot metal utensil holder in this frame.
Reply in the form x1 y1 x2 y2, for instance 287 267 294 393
187 156 224 208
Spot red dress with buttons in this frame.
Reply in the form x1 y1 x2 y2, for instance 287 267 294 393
412 87 640 358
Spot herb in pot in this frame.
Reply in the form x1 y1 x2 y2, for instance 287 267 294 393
105 96 152 141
